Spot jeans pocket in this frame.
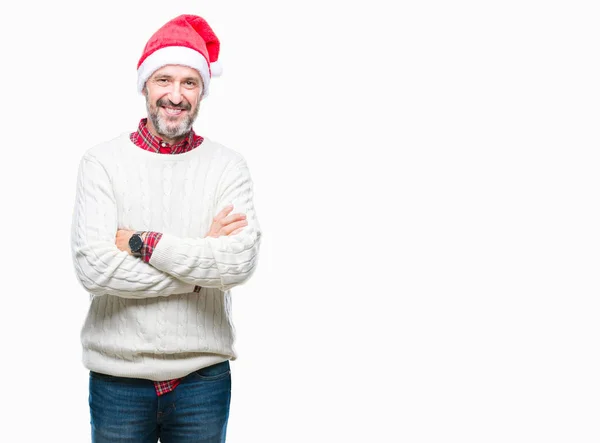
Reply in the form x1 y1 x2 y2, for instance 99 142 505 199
192 360 231 381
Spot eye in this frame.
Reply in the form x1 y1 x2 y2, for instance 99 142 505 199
155 78 169 85
184 80 198 88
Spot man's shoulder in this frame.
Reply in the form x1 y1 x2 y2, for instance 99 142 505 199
202 138 247 166
81 132 131 162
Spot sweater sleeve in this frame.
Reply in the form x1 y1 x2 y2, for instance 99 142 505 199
148 159 261 291
71 154 195 298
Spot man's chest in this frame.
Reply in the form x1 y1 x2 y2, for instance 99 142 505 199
110 162 222 233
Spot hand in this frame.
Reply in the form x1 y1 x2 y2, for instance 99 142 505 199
205 205 248 238
115 229 136 254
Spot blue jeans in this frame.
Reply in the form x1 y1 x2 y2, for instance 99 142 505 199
89 361 231 443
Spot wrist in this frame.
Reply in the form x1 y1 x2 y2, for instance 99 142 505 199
128 231 145 257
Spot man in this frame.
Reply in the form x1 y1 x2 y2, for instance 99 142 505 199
70 14 261 443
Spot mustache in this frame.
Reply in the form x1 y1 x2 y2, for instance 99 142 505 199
156 97 191 111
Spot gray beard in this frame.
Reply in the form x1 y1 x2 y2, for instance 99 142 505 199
146 101 200 140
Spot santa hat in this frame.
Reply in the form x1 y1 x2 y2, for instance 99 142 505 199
137 14 222 98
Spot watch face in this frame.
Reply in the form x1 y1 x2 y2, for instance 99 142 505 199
129 234 143 253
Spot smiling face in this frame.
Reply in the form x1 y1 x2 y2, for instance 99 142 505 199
143 65 203 143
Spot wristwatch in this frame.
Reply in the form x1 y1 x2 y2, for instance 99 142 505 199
128 231 145 257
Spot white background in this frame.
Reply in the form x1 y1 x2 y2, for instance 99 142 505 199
1 0 600 442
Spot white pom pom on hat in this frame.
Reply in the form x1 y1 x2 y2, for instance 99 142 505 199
136 14 222 98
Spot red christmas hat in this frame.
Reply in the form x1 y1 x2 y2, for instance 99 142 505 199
137 14 222 97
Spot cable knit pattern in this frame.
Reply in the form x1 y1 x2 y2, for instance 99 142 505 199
71 133 261 381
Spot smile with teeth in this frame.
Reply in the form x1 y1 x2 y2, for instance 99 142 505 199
163 106 186 116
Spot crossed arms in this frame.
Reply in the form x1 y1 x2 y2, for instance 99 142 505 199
71 154 261 298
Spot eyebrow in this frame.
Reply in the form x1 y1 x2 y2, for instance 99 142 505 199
153 74 173 80
152 74 200 81
153 74 203 85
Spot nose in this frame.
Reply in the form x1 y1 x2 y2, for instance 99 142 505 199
168 82 183 105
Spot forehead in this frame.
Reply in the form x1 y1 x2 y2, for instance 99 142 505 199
151 65 201 79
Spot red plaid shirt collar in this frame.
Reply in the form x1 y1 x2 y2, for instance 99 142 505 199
130 118 204 154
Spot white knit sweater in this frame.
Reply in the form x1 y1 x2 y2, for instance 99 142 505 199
71 132 261 381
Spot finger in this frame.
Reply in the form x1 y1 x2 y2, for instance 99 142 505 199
221 219 248 236
221 212 246 226
230 228 244 236
213 205 234 222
